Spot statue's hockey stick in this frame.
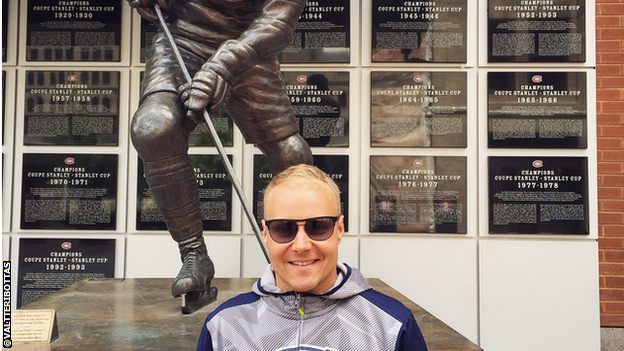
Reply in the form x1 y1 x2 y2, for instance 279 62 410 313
153 4 270 263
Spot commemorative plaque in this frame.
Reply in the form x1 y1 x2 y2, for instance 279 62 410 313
372 0 467 63
252 154 349 230
283 71 349 147
2 0 8 62
279 0 350 63
140 17 158 64
371 71 467 148
20 153 118 230
137 154 233 231
188 114 234 147
489 157 589 234
488 0 585 62
488 71 587 148
370 156 467 233
17 238 115 307
24 70 121 146
26 0 122 62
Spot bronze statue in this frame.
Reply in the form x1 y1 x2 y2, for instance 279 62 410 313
127 0 313 313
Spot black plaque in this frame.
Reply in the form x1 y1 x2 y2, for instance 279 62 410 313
20 154 118 230
488 72 587 148
139 17 158 64
488 0 585 62
24 70 121 146
137 154 233 231
279 0 350 63
252 154 349 230
371 71 467 148
370 156 467 233
2 0 8 62
17 238 115 308
489 157 589 234
26 0 122 62
188 114 234 147
283 71 349 147
372 0 467 63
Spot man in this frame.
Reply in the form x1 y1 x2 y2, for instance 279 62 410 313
126 0 313 312
197 164 428 350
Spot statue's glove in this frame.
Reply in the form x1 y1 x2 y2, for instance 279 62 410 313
178 69 230 124
127 0 169 23
179 40 259 123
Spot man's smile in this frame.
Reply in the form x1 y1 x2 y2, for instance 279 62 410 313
290 259 318 266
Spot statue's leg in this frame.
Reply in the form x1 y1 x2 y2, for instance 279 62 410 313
226 59 313 174
131 92 216 308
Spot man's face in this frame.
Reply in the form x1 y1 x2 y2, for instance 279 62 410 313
262 184 344 293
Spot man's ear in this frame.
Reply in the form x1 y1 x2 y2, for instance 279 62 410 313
261 219 270 245
335 215 345 244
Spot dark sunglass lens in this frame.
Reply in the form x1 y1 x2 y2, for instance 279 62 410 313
305 218 335 240
269 221 297 242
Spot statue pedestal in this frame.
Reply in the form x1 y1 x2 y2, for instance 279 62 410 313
13 278 481 350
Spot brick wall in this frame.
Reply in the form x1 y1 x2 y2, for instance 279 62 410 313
597 1 624 327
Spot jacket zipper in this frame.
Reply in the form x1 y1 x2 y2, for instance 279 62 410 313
294 292 304 349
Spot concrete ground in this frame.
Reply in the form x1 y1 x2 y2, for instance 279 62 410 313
602 328 624 351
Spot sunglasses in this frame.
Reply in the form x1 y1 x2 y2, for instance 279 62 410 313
264 216 340 243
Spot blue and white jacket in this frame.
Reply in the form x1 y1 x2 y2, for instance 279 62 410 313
197 262 428 351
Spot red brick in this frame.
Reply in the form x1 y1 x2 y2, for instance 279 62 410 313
604 225 624 236
601 29 624 40
601 263 624 275
604 302 624 313
600 77 624 88
603 200 624 212
605 276 624 288
597 113 624 124
602 4 624 15
601 289 624 301
597 64 622 76
602 314 624 327
598 187 624 199
598 137 624 148
604 175 624 187
602 150 624 161
596 16 622 27
597 89 623 101
602 102 624 113
600 212 624 224
604 250 624 262
602 125 624 137
599 237 624 249
601 53 624 63
598 162 623 173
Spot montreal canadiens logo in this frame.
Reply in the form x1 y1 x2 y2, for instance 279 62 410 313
297 75 307 83
413 75 424 83
65 157 75 165
67 74 78 82
413 159 424 167
61 242 72 250
533 160 544 168
532 75 543 83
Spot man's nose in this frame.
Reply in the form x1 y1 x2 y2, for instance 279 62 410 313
291 223 312 250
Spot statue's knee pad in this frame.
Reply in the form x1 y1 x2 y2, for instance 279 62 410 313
131 94 191 160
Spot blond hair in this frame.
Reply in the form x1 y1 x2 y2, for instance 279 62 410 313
264 164 341 212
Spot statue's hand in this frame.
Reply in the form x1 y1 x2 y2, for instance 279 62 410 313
179 66 231 123
127 0 169 23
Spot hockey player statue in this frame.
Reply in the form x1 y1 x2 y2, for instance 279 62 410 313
126 0 313 313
